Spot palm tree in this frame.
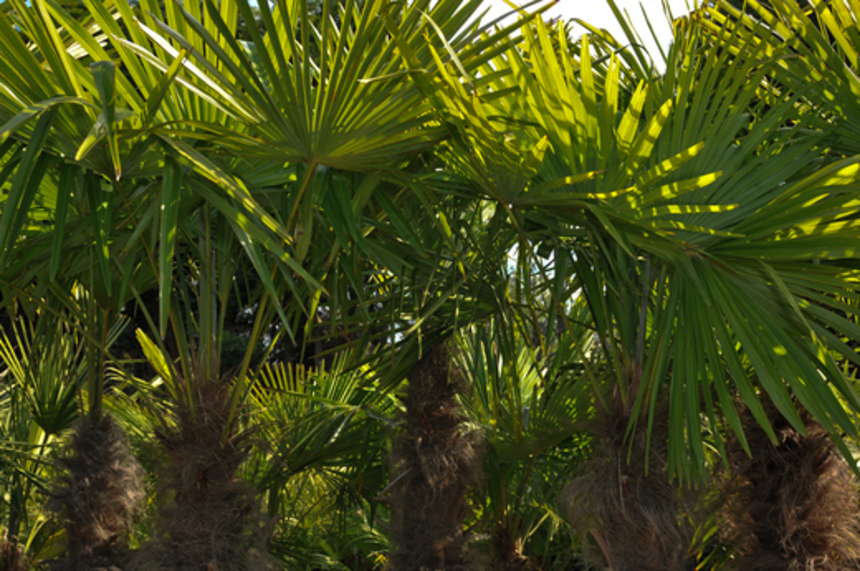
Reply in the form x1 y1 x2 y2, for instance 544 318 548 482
692 1 860 567
390 3 860 567
0 302 144 569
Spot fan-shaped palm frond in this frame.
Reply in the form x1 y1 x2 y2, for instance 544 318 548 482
397 4 860 485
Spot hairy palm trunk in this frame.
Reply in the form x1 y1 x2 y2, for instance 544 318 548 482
722 406 860 570
387 347 481 571
129 368 273 571
1 531 27 571
563 404 688 571
47 413 145 571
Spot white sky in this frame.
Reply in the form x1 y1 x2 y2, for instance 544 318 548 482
478 0 696 62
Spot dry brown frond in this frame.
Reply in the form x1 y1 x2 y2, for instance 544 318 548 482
721 405 860 571
386 346 483 571
47 414 145 571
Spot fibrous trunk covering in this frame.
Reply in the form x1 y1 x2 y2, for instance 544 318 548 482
562 406 688 571
387 347 480 571
129 369 272 571
491 525 536 570
47 413 145 571
1 531 27 571
722 406 860 570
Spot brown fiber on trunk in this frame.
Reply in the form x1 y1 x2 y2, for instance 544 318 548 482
721 405 860 571
562 403 689 571
47 413 144 571
129 366 274 571
490 526 537 571
386 346 481 571
1 531 27 571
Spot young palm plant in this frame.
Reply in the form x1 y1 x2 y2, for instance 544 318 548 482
248 355 395 569
455 314 591 569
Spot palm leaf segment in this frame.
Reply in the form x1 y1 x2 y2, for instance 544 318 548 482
703 0 860 156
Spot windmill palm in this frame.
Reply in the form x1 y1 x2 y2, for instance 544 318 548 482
150 0 860 564
0 302 142 569
247 354 395 568
383 3 860 567
0 0 202 563
690 1 860 567
0 1 529 567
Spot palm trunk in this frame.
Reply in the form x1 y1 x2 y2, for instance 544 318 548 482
721 405 860 570
563 404 688 571
129 366 273 571
491 524 536 570
47 414 144 571
387 347 481 571
1 531 27 571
